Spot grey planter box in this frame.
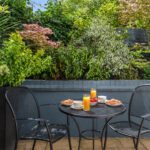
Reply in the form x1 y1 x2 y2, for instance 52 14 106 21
22 80 150 137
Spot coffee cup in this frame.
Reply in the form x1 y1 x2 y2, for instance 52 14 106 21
98 96 107 103
73 101 82 108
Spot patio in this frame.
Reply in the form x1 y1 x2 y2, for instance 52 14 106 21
18 138 150 150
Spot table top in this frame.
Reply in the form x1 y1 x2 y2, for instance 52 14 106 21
59 103 126 119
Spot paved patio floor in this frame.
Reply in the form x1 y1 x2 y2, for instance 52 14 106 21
18 138 150 150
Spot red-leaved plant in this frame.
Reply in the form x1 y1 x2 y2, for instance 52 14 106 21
20 24 59 50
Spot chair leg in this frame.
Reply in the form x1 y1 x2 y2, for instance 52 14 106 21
32 140 36 150
132 137 136 149
135 137 140 150
49 140 53 150
78 136 81 150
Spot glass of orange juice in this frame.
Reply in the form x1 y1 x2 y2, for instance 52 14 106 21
83 94 90 111
90 88 97 98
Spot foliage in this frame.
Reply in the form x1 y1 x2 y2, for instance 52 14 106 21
118 0 150 29
61 0 97 30
0 0 33 24
0 0 33 43
40 17 130 80
0 5 9 13
0 32 51 86
144 65 150 79
0 0 149 80
20 24 59 51
34 0 116 44
129 44 150 79
0 5 19 44
96 0 119 27
0 64 10 86
45 44 89 80
76 18 130 79
34 1 73 45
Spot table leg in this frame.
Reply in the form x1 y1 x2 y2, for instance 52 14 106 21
66 115 72 150
71 116 82 150
103 119 108 150
101 118 112 150
92 118 95 150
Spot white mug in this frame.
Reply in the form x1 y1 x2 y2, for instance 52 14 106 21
98 96 107 103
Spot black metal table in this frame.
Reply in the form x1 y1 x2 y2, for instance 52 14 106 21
59 103 126 150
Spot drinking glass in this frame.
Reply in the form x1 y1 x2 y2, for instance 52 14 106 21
90 88 97 98
83 94 90 111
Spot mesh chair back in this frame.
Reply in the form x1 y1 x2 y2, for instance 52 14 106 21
5 87 40 120
129 85 150 120
5 98 17 150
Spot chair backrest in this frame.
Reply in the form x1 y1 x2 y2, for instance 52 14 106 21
5 87 40 120
129 84 150 121
5 97 18 150
0 87 17 150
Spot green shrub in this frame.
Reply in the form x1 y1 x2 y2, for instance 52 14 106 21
118 0 150 29
39 17 131 80
34 1 73 45
77 18 130 79
129 45 150 79
0 5 19 44
34 0 119 45
0 0 33 24
144 65 150 79
0 32 51 86
0 64 10 86
46 44 89 80
96 0 119 27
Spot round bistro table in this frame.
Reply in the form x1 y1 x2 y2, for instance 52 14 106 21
59 103 126 150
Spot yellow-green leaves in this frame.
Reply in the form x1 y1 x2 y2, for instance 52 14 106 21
0 32 51 86
0 5 9 13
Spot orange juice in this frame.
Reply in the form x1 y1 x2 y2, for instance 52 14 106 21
90 88 96 98
83 94 90 111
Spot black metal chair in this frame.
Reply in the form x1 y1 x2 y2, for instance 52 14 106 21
0 87 17 150
5 86 72 150
108 84 150 150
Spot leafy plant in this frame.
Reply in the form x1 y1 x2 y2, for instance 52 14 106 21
34 1 73 45
0 5 19 44
144 65 150 79
0 32 51 86
39 17 131 80
47 44 89 80
20 24 60 51
118 0 150 29
77 17 130 79
0 0 33 24
34 0 115 44
96 0 119 27
129 44 150 79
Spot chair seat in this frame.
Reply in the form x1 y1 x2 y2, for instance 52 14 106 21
18 121 67 143
109 121 150 138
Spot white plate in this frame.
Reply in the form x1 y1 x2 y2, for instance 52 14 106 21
105 103 123 107
105 100 123 107
70 105 83 110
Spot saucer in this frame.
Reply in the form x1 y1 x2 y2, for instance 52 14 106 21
70 105 83 110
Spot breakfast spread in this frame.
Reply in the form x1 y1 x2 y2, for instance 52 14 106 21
105 99 122 106
61 99 74 106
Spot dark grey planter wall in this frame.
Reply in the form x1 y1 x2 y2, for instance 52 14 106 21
22 80 150 137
